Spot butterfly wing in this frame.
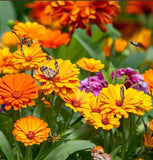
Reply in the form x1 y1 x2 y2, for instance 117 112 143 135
55 60 59 73
101 153 112 160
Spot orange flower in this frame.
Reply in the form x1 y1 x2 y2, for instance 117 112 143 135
103 37 113 57
1 31 20 48
114 38 128 53
13 116 50 146
0 47 19 74
13 43 47 70
0 73 39 111
46 1 120 36
150 120 153 132
144 132 153 148
39 29 70 48
34 59 80 97
143 69 153 95
77 58 104 72
126 1 153 15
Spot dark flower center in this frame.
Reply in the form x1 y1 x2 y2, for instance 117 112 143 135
102 118 109 125
72 100 81 108
26 56 32 62
116 100 122 107
26 131 35 140
12 91 22 99
92 108 101 113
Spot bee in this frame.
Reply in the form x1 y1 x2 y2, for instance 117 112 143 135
130 40 142 47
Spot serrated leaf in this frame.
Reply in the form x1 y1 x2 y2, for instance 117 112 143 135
43 140 96 160
0 131 15 160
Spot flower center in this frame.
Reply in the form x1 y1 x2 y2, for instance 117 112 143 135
92 108 101 113
102 118 109 125
26 131 35 140
116 100 122 107
72 100 81 108
12 91 22 99
25 56 32 62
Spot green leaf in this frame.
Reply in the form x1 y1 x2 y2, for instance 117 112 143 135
43 140 96 160
119 52 147 68
0 131 15 160
0 1 16 35
106 24 121 39
102 70 112 84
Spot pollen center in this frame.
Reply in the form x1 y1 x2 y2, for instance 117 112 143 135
72 100 81 108
26 131 35 140
102 118 109 125
92 108 101 113
12 91 22 99
116 100 122 107
26 56 32 62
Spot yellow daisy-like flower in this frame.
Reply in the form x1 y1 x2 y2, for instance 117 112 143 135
143 69 153 95
99 84 152 119
60 88 91 112
13 116 50 146
144 132 153 148
34 59 80 97
1 31 20 48
76 58 104 72
0 47 19 74
114 38 128 53
13 43 47 70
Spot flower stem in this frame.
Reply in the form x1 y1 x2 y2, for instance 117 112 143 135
25 146 32 160
31 70 33 77
104 130 108 153
66 110 74 129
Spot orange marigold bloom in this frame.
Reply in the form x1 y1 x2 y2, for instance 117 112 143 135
34 59 80 97
0 73 39 111
99 84 152 119
47 1 120 36
13 116 50 146
114 38 128 53
60 88 91 112
150 120 153 132
126 1 153 15
77 58 104 72
144 132 153 148
143 69 153 95
12 43 47 70
39 29 70 48
0 47 19 74
1 31 20 48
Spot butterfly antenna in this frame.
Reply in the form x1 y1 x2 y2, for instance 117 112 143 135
12 30 21 42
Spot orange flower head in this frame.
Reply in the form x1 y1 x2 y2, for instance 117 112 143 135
39 29 70 48
1 31 20 48
144 132 153 148
13 43 47 70
0 47 19 74
0 73 39 111
13 116 50 146
126 1 153 15
103 37 113 57
34 59 80 97
150 120 153 132
143 69 153 95
77 58 104 72
115 38 128 53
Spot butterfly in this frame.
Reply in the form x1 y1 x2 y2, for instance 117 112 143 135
91 146 112 160
40 61 59 80
12 30 31 57
120 86 124 106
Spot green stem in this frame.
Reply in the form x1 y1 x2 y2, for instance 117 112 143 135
66 110 74 129
31 70 33 77
25 146 32 160
19 107 22 118
104 130 108 153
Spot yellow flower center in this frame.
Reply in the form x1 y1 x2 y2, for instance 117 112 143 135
26 131 35 140
102 118 109 125
72 99 81 108
12 91 22 99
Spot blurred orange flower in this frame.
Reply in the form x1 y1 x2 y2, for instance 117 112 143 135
13 116 50 146
115 38 128 53
103 37 113 57
0 73 39 111
34 59 80 97
13 43 47 70
143 69 153 95
77 58 104 72
144 132 153 148
150 120 153 132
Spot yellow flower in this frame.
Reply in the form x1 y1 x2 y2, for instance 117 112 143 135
143 69 153 95
13 43 47 70
98 84 152 119
114 38 128 53
13 116 50 146
144 132 153 148
77 58 104 72
0 47 19 74
34 59 80 97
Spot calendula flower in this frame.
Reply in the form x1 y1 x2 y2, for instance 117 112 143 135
77 58 104 72
39 29 70 48
126 1 153 15
0 48 19 74
0 73 39 111
98 84 152 119
61 88 91 112
13 116 50 146
143 69 153 95
13 43 47 70
114 38 128 53
46 1 120 36
144 132 153 148
103 37 113 57
34 59 80 97
1 31 20 48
